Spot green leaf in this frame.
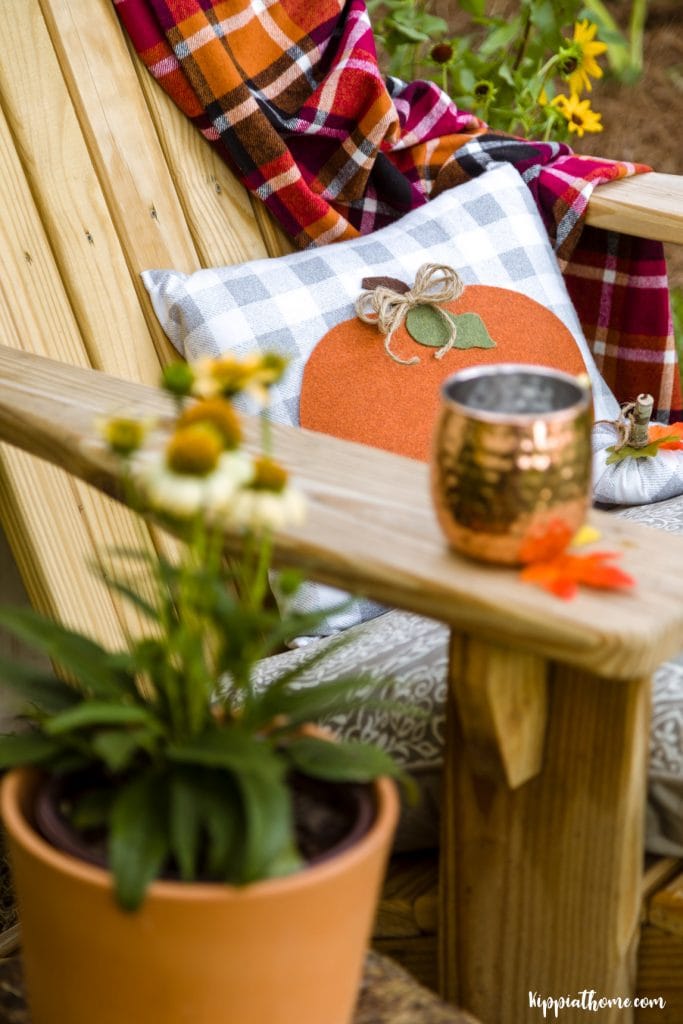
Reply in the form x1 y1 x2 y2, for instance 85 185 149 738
237 770 300 883
242 632 356 715
479 17 523 55
91 729 154 772
387 17 428 44
168 771 202 881
415 14 448 35
44 702 156 736
253 674 375 731
450 312 496 350
406 307 496 351
0 654 79 713
605 437 677 465
406 305 452 348
109 772 169 911
100 578 160 623
169 729 278 776
196 776 243 879
285 736 401 784
529 0 561 46
457 0 485 15
0 607 130 698
0 731 62 769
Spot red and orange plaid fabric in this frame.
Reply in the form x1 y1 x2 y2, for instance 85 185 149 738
114 0 681 420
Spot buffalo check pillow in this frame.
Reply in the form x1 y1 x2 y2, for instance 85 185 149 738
143 161 674 636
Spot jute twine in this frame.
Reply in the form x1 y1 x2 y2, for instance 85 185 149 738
355 263 464 366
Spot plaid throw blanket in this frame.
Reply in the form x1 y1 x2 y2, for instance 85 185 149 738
114 0 681 420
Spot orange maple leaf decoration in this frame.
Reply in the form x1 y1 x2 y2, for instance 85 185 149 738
518 518 574 564
520 551 635 600
648 422 683 450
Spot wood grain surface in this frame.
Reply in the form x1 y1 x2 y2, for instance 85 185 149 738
440 654 650 1023
585 172 683 245
2 345 683 681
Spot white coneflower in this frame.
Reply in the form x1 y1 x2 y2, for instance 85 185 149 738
229 456 307 531
192 353 288 403
133 423 252 519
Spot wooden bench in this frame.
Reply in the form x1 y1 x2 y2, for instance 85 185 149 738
2 3 683 1022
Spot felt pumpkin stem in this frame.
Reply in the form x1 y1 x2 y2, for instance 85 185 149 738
631 393 653 448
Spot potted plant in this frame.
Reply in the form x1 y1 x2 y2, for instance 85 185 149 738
0 354 402 1024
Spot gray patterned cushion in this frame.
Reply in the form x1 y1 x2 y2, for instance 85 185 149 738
254 491 683 855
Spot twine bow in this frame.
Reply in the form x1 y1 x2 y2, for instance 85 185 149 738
355 263 464 366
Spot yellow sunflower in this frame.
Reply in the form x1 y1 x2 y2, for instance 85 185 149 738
552 92 603 138
561 20 608 94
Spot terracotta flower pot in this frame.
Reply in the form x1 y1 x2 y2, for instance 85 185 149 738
1 768 399 1024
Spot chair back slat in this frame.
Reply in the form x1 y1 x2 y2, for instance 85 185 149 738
0 0 277 642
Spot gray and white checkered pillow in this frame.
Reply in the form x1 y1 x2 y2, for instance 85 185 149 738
144 161 671 637
144 163 615 427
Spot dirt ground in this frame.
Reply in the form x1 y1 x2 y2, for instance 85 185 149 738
572 2 683 282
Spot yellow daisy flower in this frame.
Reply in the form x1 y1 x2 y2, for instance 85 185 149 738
561 20 608 95
552 92 603 138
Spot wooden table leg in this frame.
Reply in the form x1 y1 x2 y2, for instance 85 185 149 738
439 632 650 1024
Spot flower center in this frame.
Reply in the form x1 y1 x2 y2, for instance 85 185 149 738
179 398 242 450
166 424 223 475
251 456 288 492
430 43 453 65
104 417 146 456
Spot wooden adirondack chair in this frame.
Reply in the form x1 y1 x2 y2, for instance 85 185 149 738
2 2 683 1021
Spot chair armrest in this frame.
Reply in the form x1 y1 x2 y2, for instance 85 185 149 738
2 344 683 681
586 172 683 245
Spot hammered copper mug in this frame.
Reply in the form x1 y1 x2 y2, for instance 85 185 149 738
431 364 593 565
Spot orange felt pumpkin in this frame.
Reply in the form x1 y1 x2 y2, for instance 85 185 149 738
299 286 587 462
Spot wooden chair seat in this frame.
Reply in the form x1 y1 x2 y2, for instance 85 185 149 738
1 4 683 1022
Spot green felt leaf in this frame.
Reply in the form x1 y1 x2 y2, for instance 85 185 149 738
605 435 678 465
451 312 496 350
406 305 451 347
405 306 496 351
